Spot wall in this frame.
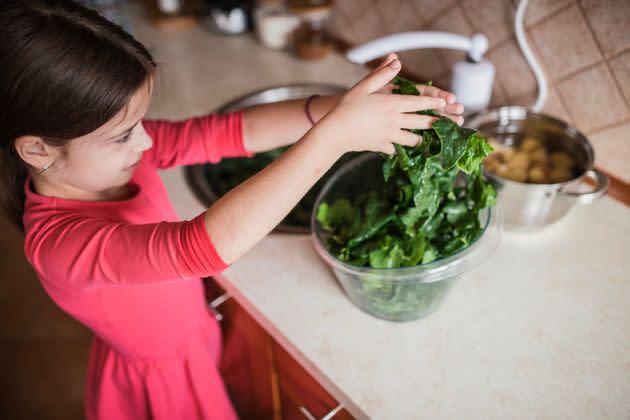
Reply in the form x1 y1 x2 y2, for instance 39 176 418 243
328 0 630 185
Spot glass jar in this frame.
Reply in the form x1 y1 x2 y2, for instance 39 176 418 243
289 1 333 60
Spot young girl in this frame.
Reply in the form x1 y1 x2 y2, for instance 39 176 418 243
0 1 463 419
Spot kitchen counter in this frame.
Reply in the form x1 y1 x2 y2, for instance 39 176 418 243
132 7 630 419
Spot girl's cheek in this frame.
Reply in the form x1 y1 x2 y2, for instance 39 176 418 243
91 146 124 174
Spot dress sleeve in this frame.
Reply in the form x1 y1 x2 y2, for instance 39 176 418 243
141 111 253 169
27 213 227 293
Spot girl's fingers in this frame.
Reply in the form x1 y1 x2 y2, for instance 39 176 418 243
399 114 439 130
377 82 396 94
447 115 464 126
432 109 465 125
394 95 446 112
396 94 464 122
417 85 441 97
445 102 464 115
374 53 398 71
381 142 396 155
350 54 398 95
353 59 402 94
418 84 457 104
393 130 423 147
372 54 400 93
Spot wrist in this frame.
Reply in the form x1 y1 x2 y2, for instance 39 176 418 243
307 95 342 124
302 117 347 161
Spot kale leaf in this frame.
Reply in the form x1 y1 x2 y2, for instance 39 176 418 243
317 76 496 269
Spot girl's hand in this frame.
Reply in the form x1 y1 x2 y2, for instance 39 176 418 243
318 54 463 155
377 63 464 125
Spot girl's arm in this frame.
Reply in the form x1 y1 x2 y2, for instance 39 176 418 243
205 55 459 265
141 84 460 169
241 95 340 153
139 96 341 169
204 120 340 264
241 81 464 154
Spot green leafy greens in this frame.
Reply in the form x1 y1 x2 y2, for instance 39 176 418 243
316 77 497 320
317 77 497 269
205 148 357 229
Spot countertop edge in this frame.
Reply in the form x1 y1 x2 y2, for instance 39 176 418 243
212 273 370 420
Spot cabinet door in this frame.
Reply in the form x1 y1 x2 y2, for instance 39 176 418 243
274 342 355 420
204 278 281 420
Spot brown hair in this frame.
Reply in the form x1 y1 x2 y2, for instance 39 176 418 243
0 0 157 230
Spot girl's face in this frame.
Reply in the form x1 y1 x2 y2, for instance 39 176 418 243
38 84 154 200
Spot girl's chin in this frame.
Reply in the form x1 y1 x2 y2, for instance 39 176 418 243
116 171 135 186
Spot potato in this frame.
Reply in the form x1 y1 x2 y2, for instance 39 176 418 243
520 137 543 153
528 165 549 184
483 155 500 172
487 137 500 148
529 147 548 164
507 151 530 170
496 164 510 178
501 146 515 160
490 150 507 163
549 151 575 169
550 166 573 183
503 167 528 183
491 150 507 162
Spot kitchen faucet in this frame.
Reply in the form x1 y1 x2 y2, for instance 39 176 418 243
346 32 495 113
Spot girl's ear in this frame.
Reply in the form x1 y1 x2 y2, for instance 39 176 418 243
14 135 61 171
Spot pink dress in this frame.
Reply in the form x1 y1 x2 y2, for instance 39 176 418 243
23 112 253 420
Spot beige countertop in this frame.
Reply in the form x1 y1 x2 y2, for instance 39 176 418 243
133 8 630 420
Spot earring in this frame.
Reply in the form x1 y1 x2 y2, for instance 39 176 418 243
39 164 50 175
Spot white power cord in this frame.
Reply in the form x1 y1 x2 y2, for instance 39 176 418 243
515 0 548 112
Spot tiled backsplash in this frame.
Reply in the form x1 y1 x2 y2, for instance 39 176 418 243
328 0 630 184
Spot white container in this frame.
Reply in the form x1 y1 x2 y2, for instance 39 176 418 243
450 59 495 113
157 0 181 14
254 6 301 50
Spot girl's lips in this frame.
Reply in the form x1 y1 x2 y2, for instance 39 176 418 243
125 156 142 170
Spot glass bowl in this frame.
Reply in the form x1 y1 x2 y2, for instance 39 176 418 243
311 153 502 322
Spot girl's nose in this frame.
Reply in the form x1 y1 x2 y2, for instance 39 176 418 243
135 124 153 152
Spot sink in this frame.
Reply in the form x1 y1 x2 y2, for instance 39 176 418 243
185 83 347 233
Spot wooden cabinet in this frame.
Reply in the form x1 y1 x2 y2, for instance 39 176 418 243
204 278 353 420
204 279 280 420
274 342 354 420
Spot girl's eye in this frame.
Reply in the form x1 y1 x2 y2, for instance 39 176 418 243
116 132 132 144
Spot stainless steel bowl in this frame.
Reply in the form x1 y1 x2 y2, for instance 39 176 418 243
185 83 347 233
467 106 608 231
